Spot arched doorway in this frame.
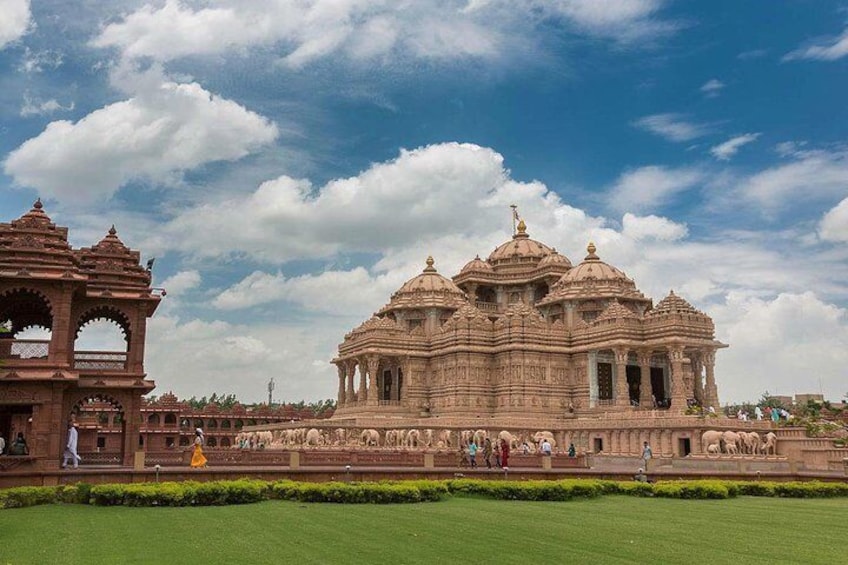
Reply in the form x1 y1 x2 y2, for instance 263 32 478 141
69 394 126 466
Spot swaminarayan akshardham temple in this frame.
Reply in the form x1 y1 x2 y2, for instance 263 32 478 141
333 219 725 420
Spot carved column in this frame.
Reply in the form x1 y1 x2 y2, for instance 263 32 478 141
703 350 719 409
614 348 630 407
638 352 653 407
367 356 380 406
692 353 704 405
668 345 687 412
336 364 346 406
346 361 356 405
467 283 478 305
357 359 367 403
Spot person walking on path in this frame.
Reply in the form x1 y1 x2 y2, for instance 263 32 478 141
62 422 81 469
641 441 653 470
500 438 510 469
483 438 493 468
468 439 478 468
190 428 208 468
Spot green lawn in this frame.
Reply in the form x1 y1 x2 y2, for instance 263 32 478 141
1 496 845 564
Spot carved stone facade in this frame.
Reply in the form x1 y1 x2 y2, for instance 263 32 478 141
0 201 161 469
333 221 726 421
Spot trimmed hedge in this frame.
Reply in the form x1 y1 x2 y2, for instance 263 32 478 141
269 481 432 503
3 479 848 509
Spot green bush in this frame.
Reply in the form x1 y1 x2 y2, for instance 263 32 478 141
270 481 426 504
0 486 58 509
444 479 602 501
653 480 732 500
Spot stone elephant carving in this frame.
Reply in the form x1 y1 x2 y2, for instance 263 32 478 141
722 431 741 454
707 443 721 456
437 429 453 448
473 429 488 446
701 430 723 454
406 429 421 448
385 429 398 447
304 428 322 447
423 429 434 448
460 430 475 446
259 431 273 447
533 431 556 449
747 432 761 455
360 428 380 447
762 432 777 455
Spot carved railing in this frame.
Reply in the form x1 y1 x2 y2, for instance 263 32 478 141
74 351 128 371
377 400 403 407
77 451 123 465
3 339 50 360
475 301 499 313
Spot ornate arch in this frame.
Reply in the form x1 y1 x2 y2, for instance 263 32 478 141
0 287 54 333
74 305 133 346
69 393 126 419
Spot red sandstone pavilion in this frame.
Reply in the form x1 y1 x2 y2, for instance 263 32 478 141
0 200 160 470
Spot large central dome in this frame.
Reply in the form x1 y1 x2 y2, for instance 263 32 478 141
487 220 554 267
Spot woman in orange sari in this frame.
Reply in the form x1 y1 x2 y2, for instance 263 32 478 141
190 428 207 468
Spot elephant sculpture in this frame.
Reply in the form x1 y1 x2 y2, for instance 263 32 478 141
423 429 434 447
360 428 380 447
722 431 741 454
701 430 723 454
406 429 421 448
747 432 761 455
437 429 453 448
333 428 347 446
304 428 322 447
762 432 778 455
533 431 556 449
385 429 398 447
707 443 721 456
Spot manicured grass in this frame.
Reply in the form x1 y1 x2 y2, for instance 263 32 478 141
1 496 845 564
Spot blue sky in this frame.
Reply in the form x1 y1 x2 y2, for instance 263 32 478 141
1 1 847 403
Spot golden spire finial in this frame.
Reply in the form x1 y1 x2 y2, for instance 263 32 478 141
585 241 599 260
424 256 436 272
517 219 526 234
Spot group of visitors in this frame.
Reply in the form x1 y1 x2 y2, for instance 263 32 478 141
0 432 29 456
460 438 511 469
740 406 791 422
0 432 30 456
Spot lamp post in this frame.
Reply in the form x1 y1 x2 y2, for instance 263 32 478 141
154 464 161 483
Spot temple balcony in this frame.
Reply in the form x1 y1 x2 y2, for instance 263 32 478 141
475 301 500 313
0 338 128 372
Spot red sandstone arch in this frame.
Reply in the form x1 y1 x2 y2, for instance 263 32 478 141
74 306 132 346
0 288 53 334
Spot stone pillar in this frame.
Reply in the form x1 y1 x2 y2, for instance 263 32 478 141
614 348 630 407
638 352 653 407
367 356 379 406
336 364 346 406
668 346 686 412
358 359 367 402
346 361 356 405
692 354 704 405
467 284 478 305
703 350 719 409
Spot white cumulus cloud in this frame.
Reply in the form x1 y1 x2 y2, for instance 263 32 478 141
700 78 724 97
819 197 848 242
621 213 688 241
4 80 279 205
0 0 31 49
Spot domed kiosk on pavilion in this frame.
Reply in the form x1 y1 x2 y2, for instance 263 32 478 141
333 220 725 421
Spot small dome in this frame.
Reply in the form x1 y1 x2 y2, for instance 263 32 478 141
487 220 553 265
558 242 629 283
538 248 572 268
460 255 493 274
77 225 152 290
647 290 703 317
379 257 467 313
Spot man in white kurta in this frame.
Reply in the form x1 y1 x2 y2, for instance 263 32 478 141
62 423 81 469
